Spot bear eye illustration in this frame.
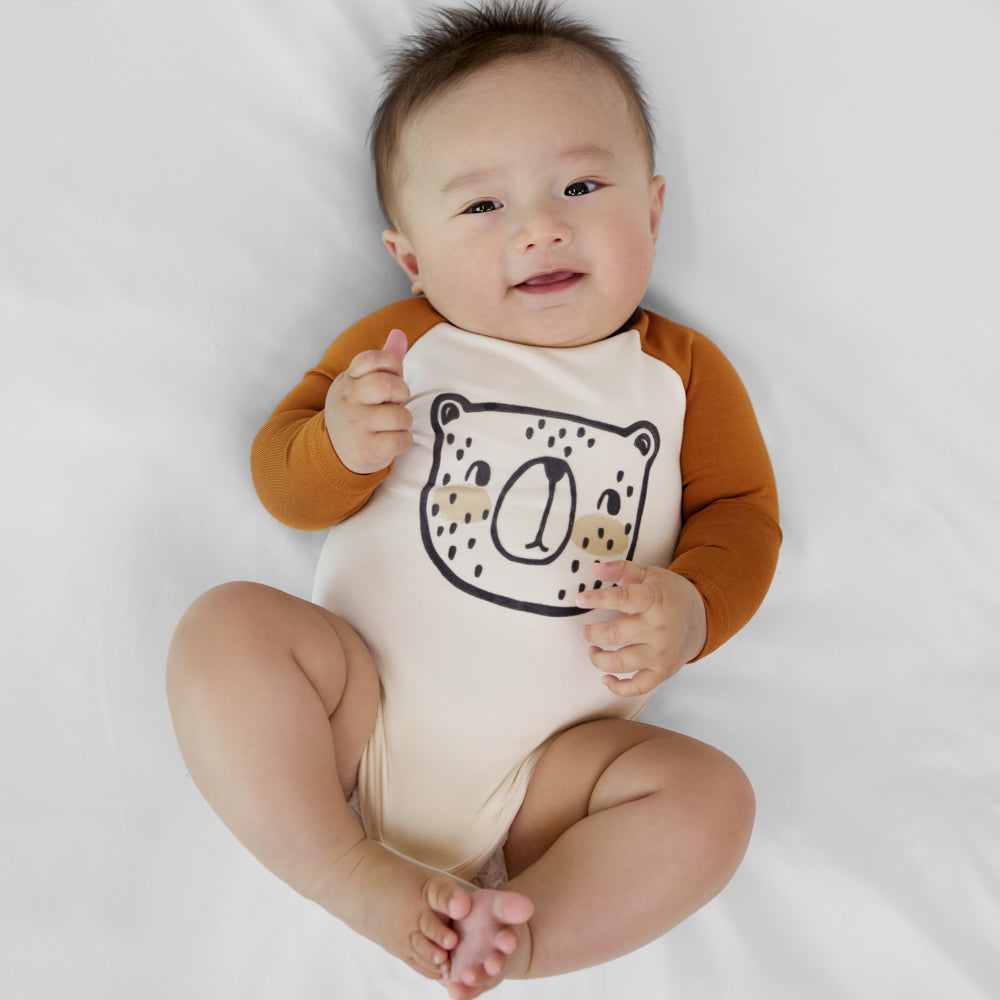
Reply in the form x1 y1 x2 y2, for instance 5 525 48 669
633 431 655 456
597 489 622 516
439 400 462 425
465 460 491 487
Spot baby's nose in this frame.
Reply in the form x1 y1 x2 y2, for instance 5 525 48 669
513 208 573 253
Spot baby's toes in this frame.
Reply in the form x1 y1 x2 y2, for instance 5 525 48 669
460 949 507 986
493 926 519 956
410 930 448 978
419 907 458 952
491 889 534 925
424 874 472 921
481 948 508 977
406 929 449 980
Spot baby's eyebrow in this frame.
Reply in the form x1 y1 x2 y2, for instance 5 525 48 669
441 145 617 195
441 167 500 196
558 144 617 167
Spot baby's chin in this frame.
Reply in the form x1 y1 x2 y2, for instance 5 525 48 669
424 287 631 347
452 311 621 349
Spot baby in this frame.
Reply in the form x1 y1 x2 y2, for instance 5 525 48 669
167 2 781 997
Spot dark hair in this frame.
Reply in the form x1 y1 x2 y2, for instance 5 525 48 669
370 0 655 225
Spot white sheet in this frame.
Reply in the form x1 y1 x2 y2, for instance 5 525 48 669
3 1 998 997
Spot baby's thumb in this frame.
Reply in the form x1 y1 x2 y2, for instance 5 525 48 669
383 328 408 362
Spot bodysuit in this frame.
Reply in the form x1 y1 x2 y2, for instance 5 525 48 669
252 298 781 881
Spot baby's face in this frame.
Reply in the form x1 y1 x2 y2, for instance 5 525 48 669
383 53 665 348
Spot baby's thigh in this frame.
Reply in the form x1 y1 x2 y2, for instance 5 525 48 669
169 581 379 796
504 718 748 877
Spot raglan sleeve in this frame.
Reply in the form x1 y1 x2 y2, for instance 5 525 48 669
250 298 440 531
665 328 782 659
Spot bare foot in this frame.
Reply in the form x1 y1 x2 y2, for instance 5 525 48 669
314 837 473 980
444 889 534 999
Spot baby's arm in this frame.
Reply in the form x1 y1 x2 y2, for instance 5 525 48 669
251 298 441 530
578 320 781 696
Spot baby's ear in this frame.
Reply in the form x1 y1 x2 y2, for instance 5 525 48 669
382 229 423 294
649 175 666 241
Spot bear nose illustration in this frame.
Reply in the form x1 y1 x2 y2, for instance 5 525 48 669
492 457 576 564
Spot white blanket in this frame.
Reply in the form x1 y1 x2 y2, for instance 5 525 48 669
3 1 997 997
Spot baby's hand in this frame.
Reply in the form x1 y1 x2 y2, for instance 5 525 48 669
325 328 413 474
576 561 708 697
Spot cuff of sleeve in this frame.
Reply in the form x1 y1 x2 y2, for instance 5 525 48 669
668 501 782 660
304 411 392 502
668 567 730 661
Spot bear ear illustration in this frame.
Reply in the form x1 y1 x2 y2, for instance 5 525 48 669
431 394 471 429
628 422 660 460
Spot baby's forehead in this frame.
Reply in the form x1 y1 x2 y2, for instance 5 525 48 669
403 53 643 160
415 50 632 127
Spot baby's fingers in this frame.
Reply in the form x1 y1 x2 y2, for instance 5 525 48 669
575 573 652 615
347 329 409 382
382 327 408 361
600 667 660 698
580 610 645 650
588 558 647 585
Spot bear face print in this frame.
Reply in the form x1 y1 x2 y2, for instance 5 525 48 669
419 394 659 616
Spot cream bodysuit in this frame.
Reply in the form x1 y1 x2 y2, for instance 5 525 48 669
252 298 780 880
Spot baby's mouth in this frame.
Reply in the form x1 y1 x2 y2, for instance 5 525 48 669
516 270 583 292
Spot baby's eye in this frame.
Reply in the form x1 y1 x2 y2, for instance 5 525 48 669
565 180 601 197
463 199 502 214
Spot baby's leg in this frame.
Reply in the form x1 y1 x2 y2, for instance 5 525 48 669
448 718 755 994
166 581 467 978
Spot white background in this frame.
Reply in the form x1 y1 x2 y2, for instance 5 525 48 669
2 1 998 997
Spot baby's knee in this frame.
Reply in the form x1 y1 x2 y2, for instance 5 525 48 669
178 580 271 626
166 582 278 687
631 736 755 868
718 753 755 828
689 749 756 867
170 579 269 642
